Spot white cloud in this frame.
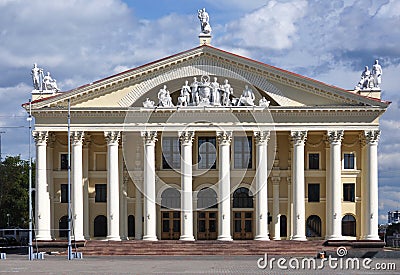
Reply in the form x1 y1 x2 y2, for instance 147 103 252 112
220 1 308 50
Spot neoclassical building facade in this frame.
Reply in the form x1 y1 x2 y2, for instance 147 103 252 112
25 43 389 242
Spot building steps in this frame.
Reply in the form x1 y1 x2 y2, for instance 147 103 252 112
70 240 337 256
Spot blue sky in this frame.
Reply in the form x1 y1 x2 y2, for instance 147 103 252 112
0 0 399 223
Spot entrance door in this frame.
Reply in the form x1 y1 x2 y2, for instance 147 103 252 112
233 211 253 240
161 211 180 240
197 211 218 240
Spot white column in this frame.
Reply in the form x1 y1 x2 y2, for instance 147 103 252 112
179 131 195 241
33 131 52 240
254 131 270 241
47 133 55 239
119 144 128 240
362 130 380 240
324 138 332 239
327 130 344 240
71 131 85 241
272 177 281 240
105 131 121 241
83 135 90 240
217 131 233 241
290 131 307 241
135 182 143 239
141 131 158 241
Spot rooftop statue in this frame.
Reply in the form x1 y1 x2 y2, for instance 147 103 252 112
31 63 60 92
372 60 382 88
158 85 174 107
31 63 43 90
355 60 383 90
198 8 212 34
238 85 255 106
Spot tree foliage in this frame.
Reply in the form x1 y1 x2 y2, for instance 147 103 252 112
0 156 35 228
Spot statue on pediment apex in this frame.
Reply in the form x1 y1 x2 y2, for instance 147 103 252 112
43 72 59 91
198 8 212 34
355 66 373 90
259 97 270 107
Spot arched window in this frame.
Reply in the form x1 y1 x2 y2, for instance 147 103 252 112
197 188 217 209
280 215 287 238
306 215 322 237
59 215 68 238
342 214 356 237
233 187 253 208
161 188 181 209
128 215 135 238
94 215 107 237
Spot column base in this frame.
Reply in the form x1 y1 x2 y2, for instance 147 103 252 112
135 235 142 240
361 235 380 241
325 235 343 240
71 235 86 242
291 235 307 241
84 235 91 241
179 235 195 241
272 236 281 241
217 235 233 241
142 235 158 241
35 235 53 241
106 235 121 241
254 235 270 241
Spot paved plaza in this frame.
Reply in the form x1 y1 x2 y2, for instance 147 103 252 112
0 254 398 274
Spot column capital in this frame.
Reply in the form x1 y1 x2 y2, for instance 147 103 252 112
364 130 380 145
141 131 157 145
179 131 195 145
83 133 92 147
104 131 120 145
216 131 232 145
272 177 281 185
33 131 48 145
71 131 85 145
290 131 307 145
254 130 270 145
327 130 344 144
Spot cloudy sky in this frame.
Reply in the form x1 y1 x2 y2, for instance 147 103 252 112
0 0 399 224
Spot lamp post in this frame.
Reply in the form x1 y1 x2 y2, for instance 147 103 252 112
27 99 34 260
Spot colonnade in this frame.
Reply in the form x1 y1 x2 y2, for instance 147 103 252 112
33 129 380 241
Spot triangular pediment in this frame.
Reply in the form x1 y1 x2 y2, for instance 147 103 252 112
28 45 389 110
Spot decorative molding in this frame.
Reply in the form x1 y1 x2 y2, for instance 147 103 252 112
216 131 232 145
253 130 270 145
32 131 48 145
364 130 380 145
104 131 120 144
327 130 344 144
141 131 158 145
179 131 195 145
290 131 307 145
71 131 85 145
272 177 281 185
83 133 92 147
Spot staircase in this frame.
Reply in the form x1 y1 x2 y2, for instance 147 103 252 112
75 240 335 256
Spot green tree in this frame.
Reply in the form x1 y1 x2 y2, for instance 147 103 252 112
0 156 35 228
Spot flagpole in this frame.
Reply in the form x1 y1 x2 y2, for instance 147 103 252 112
67 98 73 260
28 99 33 260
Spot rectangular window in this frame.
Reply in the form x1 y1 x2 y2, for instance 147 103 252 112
61 184 68 203
95 184 107 202
343 183 355 202
162 137 181 169
308 153 320 170
308 183 320 202
60 154 68 170
198 137 216 169
344 153 355 169
234 136 252 169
